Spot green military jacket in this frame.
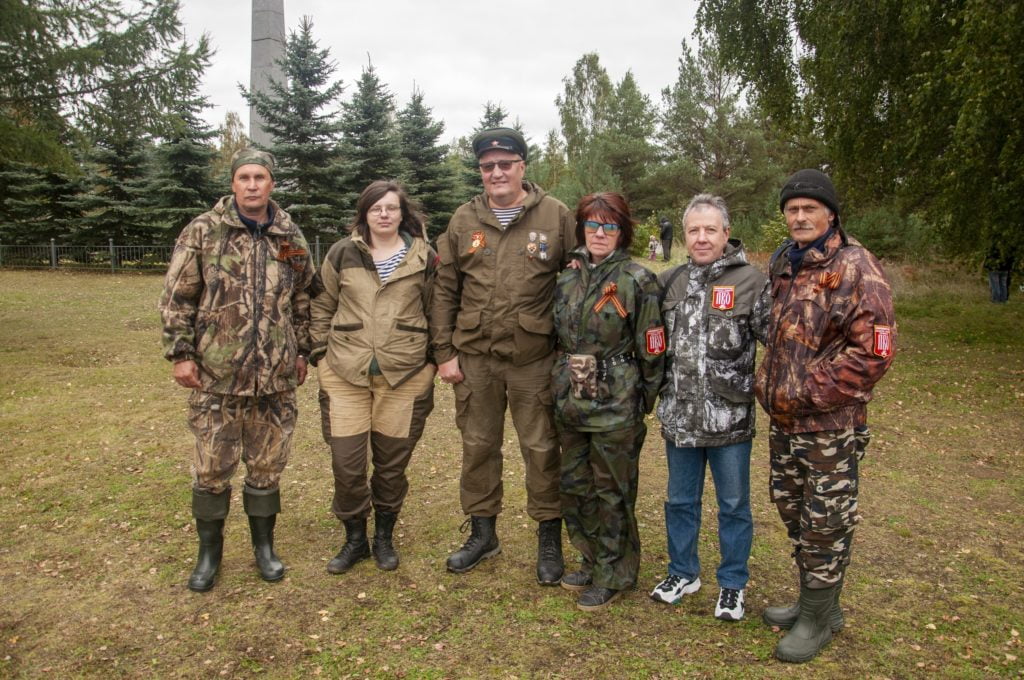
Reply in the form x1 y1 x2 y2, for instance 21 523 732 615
429 182 576 366
159 196 315 396
310 232 436 388
552 247 666 432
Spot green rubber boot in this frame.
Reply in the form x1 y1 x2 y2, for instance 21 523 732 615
774 582 837 663
763 575 845 632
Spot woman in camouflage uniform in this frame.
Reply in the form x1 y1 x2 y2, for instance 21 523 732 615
552 192 666 611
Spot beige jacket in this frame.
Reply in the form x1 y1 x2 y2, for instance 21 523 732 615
310 233 436 388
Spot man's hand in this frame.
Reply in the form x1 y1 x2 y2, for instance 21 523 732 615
437 356 464 385
173 360 202 389
296 356 308 386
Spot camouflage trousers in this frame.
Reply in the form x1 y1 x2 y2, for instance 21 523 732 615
318 362 435 520
559 422 646 590
768 424 867 585
187 390 297 494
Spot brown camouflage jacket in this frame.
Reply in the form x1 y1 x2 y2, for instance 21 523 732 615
429 182 577 366
755 228 895 433
159 196 315 396
657 241 770 447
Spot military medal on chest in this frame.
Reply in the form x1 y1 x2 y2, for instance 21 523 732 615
538 233 549 260
527 231 539 258
468 230 486 254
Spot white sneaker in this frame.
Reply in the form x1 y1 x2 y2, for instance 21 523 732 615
649 574 701 604
715 587 745 621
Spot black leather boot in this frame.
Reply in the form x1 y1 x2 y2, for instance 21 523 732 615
446 516 500 573
536 518 564 585
188 488 229 592
372 510 399 571
243 486 285 582
327 518 371 574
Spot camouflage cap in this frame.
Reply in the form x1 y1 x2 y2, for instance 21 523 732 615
230 148 276 179
472 127 527 160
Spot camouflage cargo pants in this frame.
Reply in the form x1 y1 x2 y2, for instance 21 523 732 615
187 390 297 494
559 422 646 590
768 424 867 585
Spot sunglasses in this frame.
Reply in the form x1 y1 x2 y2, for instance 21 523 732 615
582 221 622 234
478 160 522 173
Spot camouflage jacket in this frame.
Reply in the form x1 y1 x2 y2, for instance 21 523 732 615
159 196 315 396
309 232 437 388
429 182 577 366
755 228 895 434
552 247 666 432
657 240 770 447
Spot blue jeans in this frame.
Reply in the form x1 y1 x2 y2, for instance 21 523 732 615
664 440 753 590
988 271 1010 303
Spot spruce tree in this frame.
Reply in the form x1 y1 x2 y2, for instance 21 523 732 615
244 16 346 241
456 102 512 199
337 61 403 221
396 88 461 241
0 161 83 245
145 81 220 241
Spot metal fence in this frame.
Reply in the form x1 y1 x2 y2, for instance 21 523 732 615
0 237 332 273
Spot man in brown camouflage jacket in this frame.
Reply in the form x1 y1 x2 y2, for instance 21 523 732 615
755 169 895 662
159 148 315 592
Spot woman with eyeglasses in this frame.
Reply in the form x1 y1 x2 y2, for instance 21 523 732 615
309 180 437 575
551 192 666 610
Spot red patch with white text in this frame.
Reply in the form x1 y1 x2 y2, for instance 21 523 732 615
645 326 666 356
873 325 893 358
711 286 735 311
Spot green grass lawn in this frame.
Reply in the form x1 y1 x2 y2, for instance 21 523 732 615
0 265 1021 678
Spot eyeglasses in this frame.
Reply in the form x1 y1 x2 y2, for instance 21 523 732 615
478 160 521 173
583 221 621 234
368 205 401 216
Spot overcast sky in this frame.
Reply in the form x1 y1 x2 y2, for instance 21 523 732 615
178 0 701 145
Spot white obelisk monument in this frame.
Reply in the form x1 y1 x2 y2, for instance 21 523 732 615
250 0 285 147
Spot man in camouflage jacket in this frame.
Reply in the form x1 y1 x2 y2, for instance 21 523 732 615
756 169 895 662
649 194 769 622
159 148 316 592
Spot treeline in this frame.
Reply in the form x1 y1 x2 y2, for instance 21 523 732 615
2 1 1020 259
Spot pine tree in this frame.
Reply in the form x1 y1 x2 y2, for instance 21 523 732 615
656 36 782 218
144 76 220 241
244 16 346 240
0 0 208 170
396 88 461 241
337 61 403 221
0 161 83 244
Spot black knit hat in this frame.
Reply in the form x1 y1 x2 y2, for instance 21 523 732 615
472 127 528 160
779 169 839 218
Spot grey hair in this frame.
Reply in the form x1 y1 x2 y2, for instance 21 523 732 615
682 193 730 230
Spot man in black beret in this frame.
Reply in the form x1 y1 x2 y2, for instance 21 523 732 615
429 127 577 585
756 168 895 662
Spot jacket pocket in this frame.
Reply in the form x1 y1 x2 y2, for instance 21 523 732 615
396 323 428 333
332 322 364 332
705 312 747 361
513 312 555 364
453 309 481 347
707 372 754 403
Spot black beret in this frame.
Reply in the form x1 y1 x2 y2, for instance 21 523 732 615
472 127 527 160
